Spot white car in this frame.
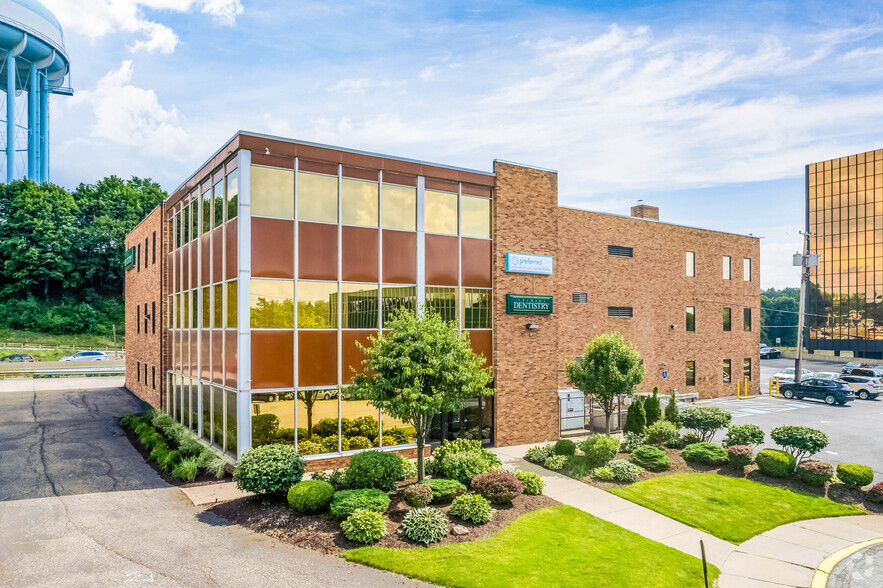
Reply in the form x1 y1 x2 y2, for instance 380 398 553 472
59 350 110 362
813 372 840 380
773 367 813 382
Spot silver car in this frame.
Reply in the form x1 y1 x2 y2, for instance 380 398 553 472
59 351 110 362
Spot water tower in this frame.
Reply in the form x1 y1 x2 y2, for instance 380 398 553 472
0 0 71 183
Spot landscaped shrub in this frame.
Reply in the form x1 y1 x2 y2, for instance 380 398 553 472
348 436 373 450
664 392 680 428
771 426 829 465
344 451 405 491
442 450 501 485
644 388 662 426
171 456 199 482
646 420 679 448
608 459 642 483
726 445 753 471
867 482 883 504
320 435 350 453
623 397 647 435
149 440 170 463
348 415 380 440
158 449 181 473
401 507 449 544
233 444 306 496
382 427 411 446
630 445 670 472
680 406 731 442
402 484 434 507
251 413 280 447
422 478 467 503
525 444 555 464
311 468 347 489
619 431 645 453
592 466 615 481
681 442 728 466
450 493 492 524
341 509 388 544
837 463 874 489
722 424 765 449
580 434 620 468
399 456 417 480
287 480 335 513
434 439 482 462
554 439 577 456
544 455 567 471
296 440 323 455
681 432 702 446
755 448 796 478
329 489 391 518
565 455 593 478
515 471 544 495
796 460 834 487
177 436 205 457
313 417 349 437
471 471 524 504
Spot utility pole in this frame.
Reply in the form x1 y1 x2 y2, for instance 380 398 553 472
794 231 817 382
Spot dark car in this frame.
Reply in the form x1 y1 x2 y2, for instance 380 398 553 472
841 367 877 378
779 378 854 405
760 347 781 359
0 353 36 362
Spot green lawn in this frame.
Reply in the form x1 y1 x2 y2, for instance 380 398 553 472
610 473 864 544
344 505 717 588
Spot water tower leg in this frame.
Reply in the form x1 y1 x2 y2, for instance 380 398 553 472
27 62 36 181
6 52 15 183
40 75 47 183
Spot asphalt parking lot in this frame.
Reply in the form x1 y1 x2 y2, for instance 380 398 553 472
707 357 882 478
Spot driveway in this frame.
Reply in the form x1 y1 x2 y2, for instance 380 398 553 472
0 379 425 587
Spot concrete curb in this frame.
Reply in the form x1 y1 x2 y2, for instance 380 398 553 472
811 537 883 588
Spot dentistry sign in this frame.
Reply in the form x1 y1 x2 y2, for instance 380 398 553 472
505 253 553 275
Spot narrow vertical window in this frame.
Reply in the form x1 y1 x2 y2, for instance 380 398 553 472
152 366 156 389
144 238 148 266
723 359 732 383
686 306 695 332
152 231 157 264
144 303 149 334
743 307 751 332
743 358 751 381
723 307 731 331
137 243 141 271
723 256 731 280
686 251 695 277
152 301 156 334
137 305 140 334
686 361 695 386
743 257 751 281
137 362 141 383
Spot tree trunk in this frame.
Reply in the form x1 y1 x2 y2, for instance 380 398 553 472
604 411 611 435
415 413 426 482
43 279 49 301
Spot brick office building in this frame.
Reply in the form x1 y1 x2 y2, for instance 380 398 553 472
125 131 760 463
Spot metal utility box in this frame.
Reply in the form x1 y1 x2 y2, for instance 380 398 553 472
558 389 586 431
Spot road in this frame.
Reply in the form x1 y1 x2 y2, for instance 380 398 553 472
709 357 883 478
0 379 424 587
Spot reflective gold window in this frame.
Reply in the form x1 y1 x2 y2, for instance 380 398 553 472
425 190 458 235
191 290 198 328
463 288 492 329
382 184 416 230
298 172 338 223
426 286 458 323
743 358 752 381
342 178 378 227
381 285 417 325
201 286 210 328
723 359 732 383
341 283 379 329
686 361 695 386
175 293 182 328
183 291 190 329
227 170 239 221
226 280 237 328
250 279 294 328
213 284 223 328
251 166 294 219
297 281 338 328
461 196 491 238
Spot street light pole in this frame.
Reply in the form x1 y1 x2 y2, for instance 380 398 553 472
794 231 816 382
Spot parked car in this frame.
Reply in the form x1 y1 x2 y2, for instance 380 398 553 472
840 362 862 374
0 353 36 362
760 347 781 359
59 350 110 362
773 367 813 382
841 366 877 378
813 372 840 380
779 378 854 405
836 375 882 400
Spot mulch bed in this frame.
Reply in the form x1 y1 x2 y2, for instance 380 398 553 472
564 447 883 514
123 425 232 487
209 483 560 555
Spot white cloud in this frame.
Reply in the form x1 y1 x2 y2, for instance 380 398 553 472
327 77 373 94
70 61 187 157
41 0 243 53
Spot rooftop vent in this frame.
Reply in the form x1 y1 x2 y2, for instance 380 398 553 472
630 204 659 219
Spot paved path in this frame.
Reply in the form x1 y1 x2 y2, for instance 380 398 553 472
827 540 883 587
0 380 425 588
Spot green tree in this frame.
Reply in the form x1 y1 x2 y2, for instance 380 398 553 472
624 397 646 435
644 387 661 426
760 287 799 346
351 306 493 481
565 332 645 435
664 391 680 428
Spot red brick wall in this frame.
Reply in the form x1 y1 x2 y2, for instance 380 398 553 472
124 206 166 409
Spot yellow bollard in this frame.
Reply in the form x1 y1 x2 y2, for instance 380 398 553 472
775 379 780 397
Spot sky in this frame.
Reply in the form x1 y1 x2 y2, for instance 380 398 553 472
36 0 883 289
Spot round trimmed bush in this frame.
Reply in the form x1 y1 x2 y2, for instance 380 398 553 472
296 440 323 455
401 507 449 544
287 480 335 513
471 471 523 504
544 455 567 471
514 471 544 495
681 442 728 466
580 435 620 468
341 509 388 544
629 445 670 472
726 445 753 471
608 459 642 483
837 463 874 489
755 448 796 478
722 424 765 449
771 426 829 464
422 478 467 503
554 439 577 456
320 435 350 453
399 456 417 480
646 420 679 448
348 436 373 450
329 488 391 518
796 460 834 487
867 482 883 504
344 450 405 491
402 484 433 508
680 406 731 442
233 443 306 496
592 466 615 481
525 444 555 464
681 432 701 446
450 493 492 524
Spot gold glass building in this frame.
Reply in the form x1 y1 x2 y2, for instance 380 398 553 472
807 148 883 358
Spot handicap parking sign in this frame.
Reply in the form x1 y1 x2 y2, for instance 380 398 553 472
662 371 668 379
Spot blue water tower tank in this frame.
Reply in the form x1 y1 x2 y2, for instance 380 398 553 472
0 0 72 183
